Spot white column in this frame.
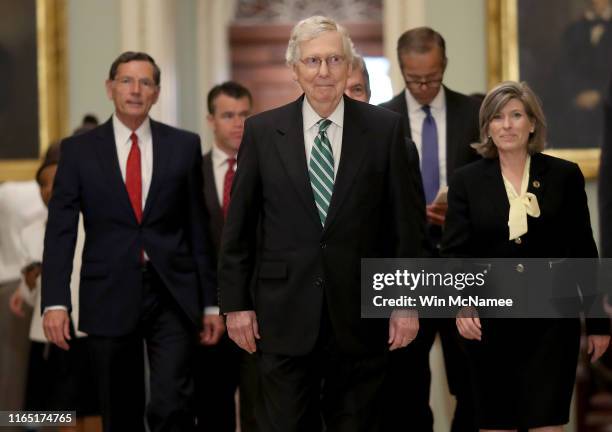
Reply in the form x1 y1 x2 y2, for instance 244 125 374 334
195 0 235 152
118 0 178 126
383 0 426 93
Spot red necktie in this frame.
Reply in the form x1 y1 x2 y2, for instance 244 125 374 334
126 132 143 223
222 158 236 220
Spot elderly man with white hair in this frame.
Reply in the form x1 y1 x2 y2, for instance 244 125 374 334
218 15 426 431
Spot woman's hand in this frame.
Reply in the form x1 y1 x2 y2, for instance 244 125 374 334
456 306 482 341
587 335 610 363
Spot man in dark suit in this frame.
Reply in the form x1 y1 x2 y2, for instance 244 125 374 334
600 75 612 259
218 16 425 432
41 51 224 432
379 27 481 432
196 81 256 431
345 54 371 103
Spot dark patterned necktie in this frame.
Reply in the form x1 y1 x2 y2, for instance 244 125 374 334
308 119 334 225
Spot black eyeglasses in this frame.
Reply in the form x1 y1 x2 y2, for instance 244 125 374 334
404 78 443 89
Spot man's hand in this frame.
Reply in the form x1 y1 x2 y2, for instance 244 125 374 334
426 202 447 226
388 309 419 351
587 335 611 363
43 309 71 350
456 306 481 341
8 290 25 318
200 314 225 346
226 310 260 354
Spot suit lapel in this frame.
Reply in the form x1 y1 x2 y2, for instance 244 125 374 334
203 153 223 221
445 87 461 180
202 152 223 253
527 152 548 210
94 119 136 222
142 120 172 221
483 158 510 223
274 96 321 229
393 92 412 139
323 97 368 233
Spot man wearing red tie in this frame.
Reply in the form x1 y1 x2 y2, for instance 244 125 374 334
196 81 256 431
41 52 223 432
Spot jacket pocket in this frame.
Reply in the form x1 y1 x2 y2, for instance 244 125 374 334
172 256 196 272
258 261 288 280
81 261 108 279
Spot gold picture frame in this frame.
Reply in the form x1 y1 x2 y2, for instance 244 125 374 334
486 0 600 179
0 0 67 181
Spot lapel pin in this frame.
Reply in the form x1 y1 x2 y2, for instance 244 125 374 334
532 180 541 188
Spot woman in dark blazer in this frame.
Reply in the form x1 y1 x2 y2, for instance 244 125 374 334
441 81 610 431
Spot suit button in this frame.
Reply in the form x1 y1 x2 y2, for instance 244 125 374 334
320 242 327 249
315 278 323 287
514 237 522 245
516 264 525 273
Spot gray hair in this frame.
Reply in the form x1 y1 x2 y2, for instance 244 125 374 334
285 16 354 66
351 54 371 99
473 81 547 158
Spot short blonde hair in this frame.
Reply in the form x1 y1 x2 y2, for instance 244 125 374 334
473 81 547 158
285 16 354 66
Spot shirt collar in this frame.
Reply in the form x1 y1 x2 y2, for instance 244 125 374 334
404 86 446 115
112 114 152 147
211 144 236 169
585 6 612 20
302 96 345 132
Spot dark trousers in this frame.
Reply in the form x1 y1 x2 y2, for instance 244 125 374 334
382 318 477 432
255 314 386 432
194 334 259 432
88 265 196 432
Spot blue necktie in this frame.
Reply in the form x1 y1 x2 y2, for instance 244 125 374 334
421 105 439 204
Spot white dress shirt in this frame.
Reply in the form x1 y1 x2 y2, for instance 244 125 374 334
302 97 344 176
113 114 153 207
405 87 448 189
211 145 237 208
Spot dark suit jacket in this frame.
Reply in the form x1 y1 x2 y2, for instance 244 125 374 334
202 152 224 261
218 95 426 356
42 118 216 336
379 86 481 181
599 81 612 258
441 152 608 334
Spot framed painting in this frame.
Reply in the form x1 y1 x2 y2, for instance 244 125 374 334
487 0 611 179
0 0 67 181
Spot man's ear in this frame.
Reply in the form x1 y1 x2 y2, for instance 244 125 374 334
291 64 299 82
151 86 161 105
105 80 113 100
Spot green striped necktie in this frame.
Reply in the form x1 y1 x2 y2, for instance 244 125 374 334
309 119 334 225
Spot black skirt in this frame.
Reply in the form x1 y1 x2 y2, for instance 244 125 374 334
463 318 581 429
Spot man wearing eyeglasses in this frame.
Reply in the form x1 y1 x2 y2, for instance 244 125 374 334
380 27 480 432
345 54 371 103
219 15 425 432
41 51 222 432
